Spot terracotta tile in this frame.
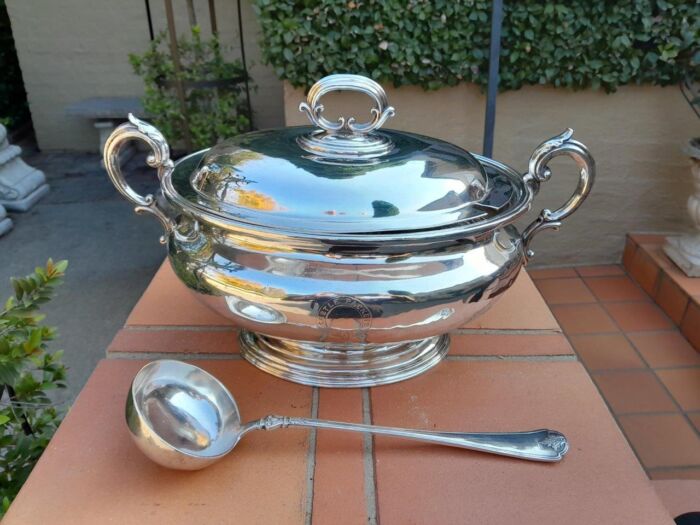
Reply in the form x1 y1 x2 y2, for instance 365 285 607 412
527 267 578 279
550 303 618 335
629 248 661 297
604 302 673 332
645 245 674 270
584 275 649 302
3 360 312 525
652 480 700 518
569 334 645 371
126 260 233 327
689 413 700 434
627 332 700 368
463 271 559 331
622 238 637 273
656 369 700 411
665 264 700 297
681 302 700 352
618 413 700 468
313 389 366 525
656 275 690 325
107 328 240 355
534 277 596 305
450 333 573 356
649 468 700 480
593 371 676 414
575 264 625 277
629 234 666 245
371 361 671 524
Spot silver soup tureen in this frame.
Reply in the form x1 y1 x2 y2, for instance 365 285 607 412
104 74 594 387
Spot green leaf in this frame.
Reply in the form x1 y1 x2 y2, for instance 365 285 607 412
53 260 68 274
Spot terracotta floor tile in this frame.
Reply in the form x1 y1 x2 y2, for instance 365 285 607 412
681 302 700 352
689 413 700 434
584 275 649 303
463 271 559 331
604 302 673 332
313 389 366 525
450 333 573 356
126 260 233 327
550 303 618 335
656 275 690 325
618 413 700 468
627 332 700 368
622 239 637 273
649 468 700 480
569 334 645 371
527 267 578 279
575 264 625 277
534 277 596 305
107 328 240 355
371 361 671 524
3 359 313 525
652 480 700 518
593 371 676 414
629 248 661 296
656 369 700 411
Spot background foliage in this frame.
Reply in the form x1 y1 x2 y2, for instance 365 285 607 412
254 0 699 93
130 26 251 150
0 0 30 129
0 260 68 516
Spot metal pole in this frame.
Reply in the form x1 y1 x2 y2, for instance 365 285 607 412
186 0 197 28
482 0 503 158
208 0 218 34
237 0 253 130
164 0 193 150
144 0 154 41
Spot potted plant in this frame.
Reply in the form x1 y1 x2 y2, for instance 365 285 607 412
129 26 252 151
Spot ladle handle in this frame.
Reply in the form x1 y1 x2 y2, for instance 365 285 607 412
249 415 568 462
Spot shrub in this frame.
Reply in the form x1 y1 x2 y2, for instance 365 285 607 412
0 260 68 516
254 0 699 92
130 26 252 150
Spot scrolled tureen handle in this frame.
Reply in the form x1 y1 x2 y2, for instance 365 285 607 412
103 114 176 244
299 74 396 134
521 129 595 260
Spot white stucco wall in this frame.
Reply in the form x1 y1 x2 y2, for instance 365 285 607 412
284 82 695 264
5 0 284 151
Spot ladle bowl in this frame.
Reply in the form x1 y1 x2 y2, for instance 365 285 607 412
126 360 569 470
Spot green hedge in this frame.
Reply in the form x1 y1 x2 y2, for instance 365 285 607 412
254 0 699 93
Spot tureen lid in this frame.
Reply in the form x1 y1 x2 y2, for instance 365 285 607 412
175 74 529 236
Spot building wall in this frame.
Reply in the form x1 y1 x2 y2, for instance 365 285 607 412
284 82 695 264
5 0 285 151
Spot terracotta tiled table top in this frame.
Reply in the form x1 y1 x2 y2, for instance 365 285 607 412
4 261 674 524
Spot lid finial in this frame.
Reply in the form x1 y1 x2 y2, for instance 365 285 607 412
297 74 396 159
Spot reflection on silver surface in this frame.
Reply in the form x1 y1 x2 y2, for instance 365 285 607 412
104 75 595 388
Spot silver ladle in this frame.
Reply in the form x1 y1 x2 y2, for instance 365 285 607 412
125 360 569 470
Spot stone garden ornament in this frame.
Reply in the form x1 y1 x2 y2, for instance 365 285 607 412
0 123 49 213
664 138 700 276
104 74 595 388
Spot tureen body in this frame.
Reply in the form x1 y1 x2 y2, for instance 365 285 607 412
104 74 594 387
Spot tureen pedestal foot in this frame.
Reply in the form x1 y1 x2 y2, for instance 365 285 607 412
239 331 450 388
